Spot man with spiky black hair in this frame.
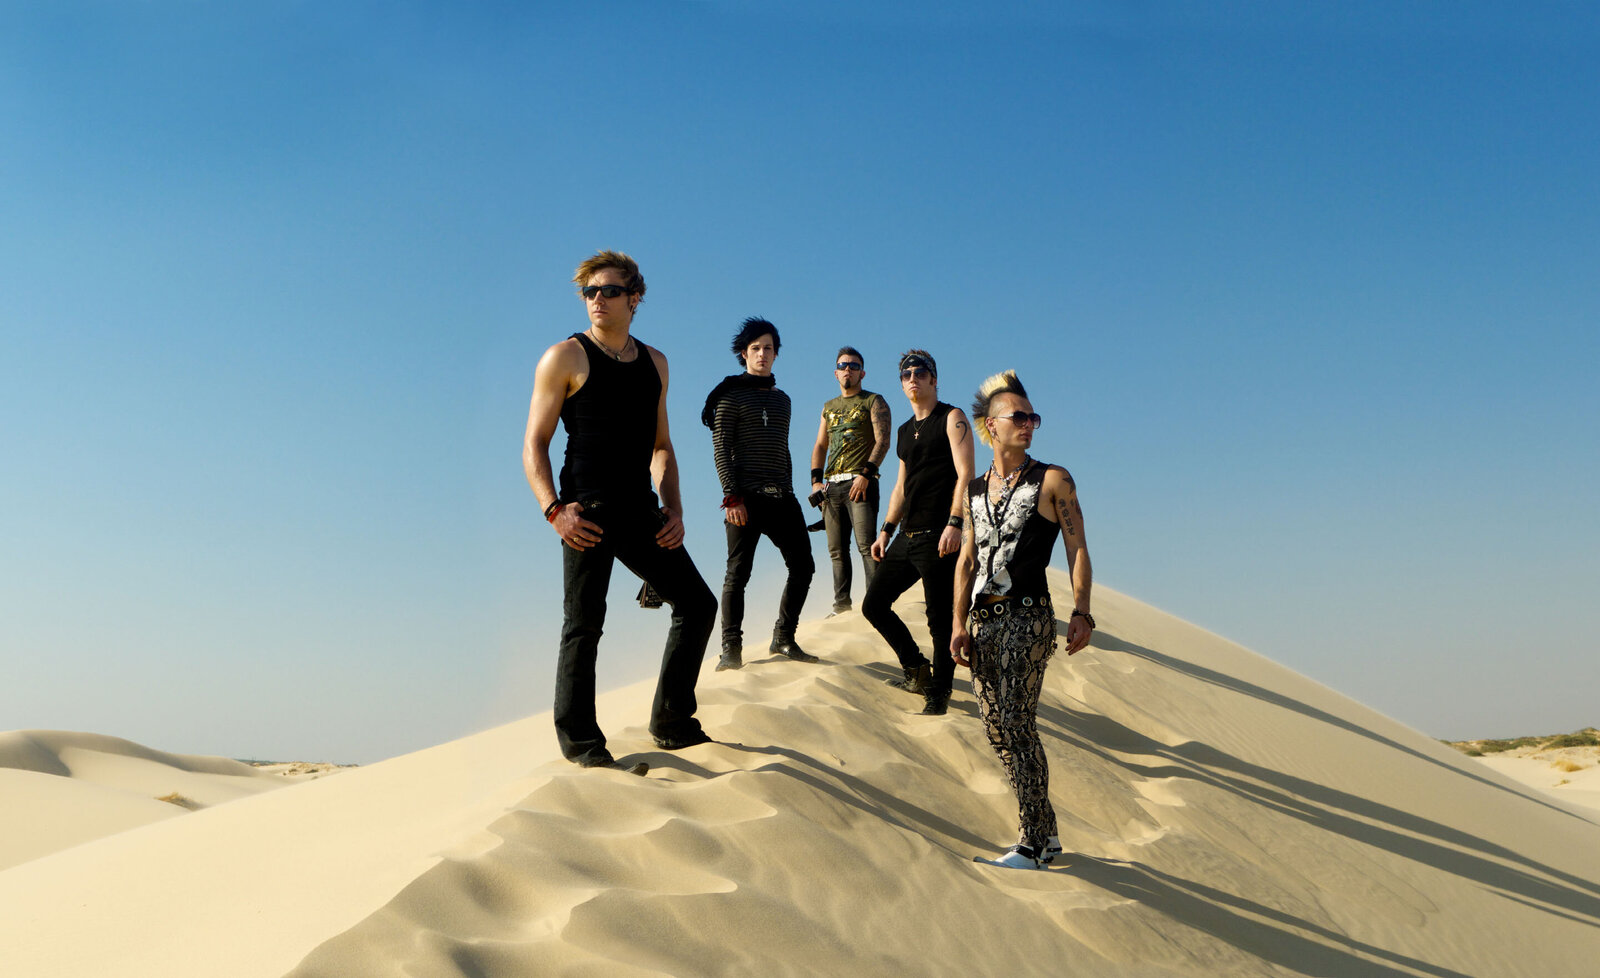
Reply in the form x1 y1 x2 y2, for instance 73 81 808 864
702 317 818 671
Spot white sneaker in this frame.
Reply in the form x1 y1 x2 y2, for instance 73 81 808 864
1041 836 1063 865
973 845 1044 870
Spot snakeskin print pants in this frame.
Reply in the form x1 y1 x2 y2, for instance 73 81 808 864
969 603 1058 851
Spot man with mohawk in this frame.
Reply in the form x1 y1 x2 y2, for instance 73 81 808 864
951 369 1094 870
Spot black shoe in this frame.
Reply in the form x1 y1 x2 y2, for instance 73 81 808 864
920 688 950 715
885 663 931 695
770 637 820 663
716 650 743 671
574 751 617 768
652 729 714 751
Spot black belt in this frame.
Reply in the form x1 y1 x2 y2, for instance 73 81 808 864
970 592 1051 620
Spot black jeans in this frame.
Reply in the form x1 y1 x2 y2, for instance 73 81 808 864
721 491 815 648
555 497 716 764
861 529 958 693
821 478 879 612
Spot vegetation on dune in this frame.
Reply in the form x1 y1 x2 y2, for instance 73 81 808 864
1444 727 1600 757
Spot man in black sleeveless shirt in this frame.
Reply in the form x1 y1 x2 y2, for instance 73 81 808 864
862 350 976 715
702 318 818 671
523 251 717 768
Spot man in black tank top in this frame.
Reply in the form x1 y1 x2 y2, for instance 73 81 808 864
522 251 717 768
861 350 976 715
951 370 1094 870
702 318 818 670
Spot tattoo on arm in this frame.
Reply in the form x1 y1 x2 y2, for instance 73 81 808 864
952 418 969 445
1058 492 1077 538
869 398 891 464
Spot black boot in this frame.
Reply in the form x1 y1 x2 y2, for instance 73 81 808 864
716 640 743 671
920 686 951 715
770 632 820 663
885 662 931 694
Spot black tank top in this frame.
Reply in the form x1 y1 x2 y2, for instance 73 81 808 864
897 401 958 532
558 333 662 503
967 461 1057 599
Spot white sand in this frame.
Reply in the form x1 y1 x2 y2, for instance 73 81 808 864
0 730 304 870
1475 745 1600 816
2 573 1597 977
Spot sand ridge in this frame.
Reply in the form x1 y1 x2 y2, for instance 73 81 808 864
3 574 1598 977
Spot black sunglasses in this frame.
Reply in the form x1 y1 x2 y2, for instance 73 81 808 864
581 284 632 299
836 361 863 371
899 366 932 381
992 411 1043 429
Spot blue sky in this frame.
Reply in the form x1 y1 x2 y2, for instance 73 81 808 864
3 2 1595 763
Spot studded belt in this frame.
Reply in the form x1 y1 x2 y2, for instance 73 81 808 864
970 592 1052 620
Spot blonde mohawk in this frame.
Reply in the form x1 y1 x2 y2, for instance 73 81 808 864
971 370 1028 447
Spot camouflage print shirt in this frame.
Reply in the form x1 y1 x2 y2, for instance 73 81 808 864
821 390 886 478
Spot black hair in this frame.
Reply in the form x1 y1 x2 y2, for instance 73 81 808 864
836 345 864 367
733 317 780 364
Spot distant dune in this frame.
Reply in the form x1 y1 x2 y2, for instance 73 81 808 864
2 573 1597 977
0 729 306 870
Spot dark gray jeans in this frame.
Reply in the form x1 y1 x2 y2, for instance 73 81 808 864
820 478 879 612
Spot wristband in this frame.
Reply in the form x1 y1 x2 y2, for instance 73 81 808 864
946 515 964 529
545 501 565 524
861 461 878 478
1071 609 1096 629
810 468 824 484
722 494 744 509
880 520 897 537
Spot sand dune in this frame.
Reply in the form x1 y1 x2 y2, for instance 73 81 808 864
2 572 1597 977
0 730 302 870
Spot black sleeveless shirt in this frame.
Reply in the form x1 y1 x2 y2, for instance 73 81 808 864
557 333 662 503
897 402 958 532
967 461 1057 599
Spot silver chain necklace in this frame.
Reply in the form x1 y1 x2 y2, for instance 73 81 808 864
587 329 633 361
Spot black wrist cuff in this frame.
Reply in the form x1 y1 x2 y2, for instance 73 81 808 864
880 520 897 537
946 515 964 529
810 467 824 484
861 462 878 478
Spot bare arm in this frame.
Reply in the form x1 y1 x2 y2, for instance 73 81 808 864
938 407 976 556
870 449 908 562
1042 466 1093 653
810 411 829 491
868 394 892 466
950 489 978 667
646 345 687 548
523 339 602 549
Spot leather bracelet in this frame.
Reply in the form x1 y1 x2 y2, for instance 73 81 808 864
880 520 897 537
810 468 824 484
545 501 565 524
1072 609 1096 629
946 515 964 529
861 461 878 478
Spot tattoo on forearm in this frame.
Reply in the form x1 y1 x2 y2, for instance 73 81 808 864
1058 492 1077 537
870 401 891 464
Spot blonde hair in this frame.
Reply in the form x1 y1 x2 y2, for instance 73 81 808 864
970 370 1029 447
571 250 646 300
